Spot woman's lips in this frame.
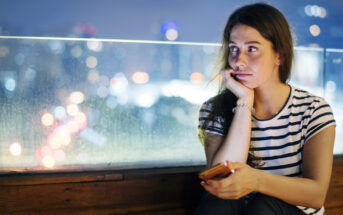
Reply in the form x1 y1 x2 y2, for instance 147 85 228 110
234 72 252 78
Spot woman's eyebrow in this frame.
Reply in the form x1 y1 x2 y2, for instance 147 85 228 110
228 40 261 45
245 41 261 45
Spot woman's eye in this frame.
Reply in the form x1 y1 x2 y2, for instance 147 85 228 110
229 46 239 54
248 46 257 52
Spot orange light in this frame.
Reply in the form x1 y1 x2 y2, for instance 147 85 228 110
190 72 204 83
41 112 55 126
132 72 149 84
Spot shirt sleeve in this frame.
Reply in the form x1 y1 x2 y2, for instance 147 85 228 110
198 99 226 137
305 97 336 142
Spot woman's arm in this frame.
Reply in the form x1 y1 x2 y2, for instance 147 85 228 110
208 69 254 166
256 125 336 208
202 125 335 209
203 133 224 168
211 105 252 165
203 104 252 167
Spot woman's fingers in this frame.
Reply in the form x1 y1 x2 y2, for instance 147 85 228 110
221 69 251 99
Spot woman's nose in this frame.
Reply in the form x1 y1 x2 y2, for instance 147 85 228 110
235 52 247 70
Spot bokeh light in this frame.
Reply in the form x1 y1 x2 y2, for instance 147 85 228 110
97 86 109 98
5 78 16 91
9 142 22 156
54 150 66 162
66 120 80 133
69 91 85 104
166 29 178 41
41 112 55 126
190 72 204 83
161 20 179 34
87 40 103 52
74 112 87 130
14 53 25 65
42 155 55 168
67 104 79 116
88 70 99 83
49 40 64 54
110 73 128 95
304 5 327 18
132 72 149 84
38 145 53 158
332 58 342 64
86 56 98 68
135 93 156 108
0 45 10 57
71 46 83 58
99 75 110 86
310 24 321 37
24 68 36 81
48 125 71 149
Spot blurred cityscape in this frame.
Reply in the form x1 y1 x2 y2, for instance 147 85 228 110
0 1 343 171
0 36 221 170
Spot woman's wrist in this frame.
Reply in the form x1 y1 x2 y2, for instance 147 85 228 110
236 95 254 111
232 104 255 114
252 168 263 192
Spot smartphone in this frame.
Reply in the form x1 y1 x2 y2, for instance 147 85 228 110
198 162 233 181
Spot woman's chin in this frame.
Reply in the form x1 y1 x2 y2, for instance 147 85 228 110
239 80 255 89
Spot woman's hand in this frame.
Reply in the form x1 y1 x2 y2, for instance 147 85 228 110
200 162 260 200
222 69 254 107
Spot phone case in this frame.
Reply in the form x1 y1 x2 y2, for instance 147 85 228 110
198 163 232 181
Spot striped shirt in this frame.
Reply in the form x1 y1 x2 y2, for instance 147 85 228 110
198 86 336 215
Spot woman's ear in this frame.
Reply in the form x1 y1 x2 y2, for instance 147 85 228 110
275 53 281 66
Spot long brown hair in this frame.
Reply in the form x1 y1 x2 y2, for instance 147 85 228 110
201 3 294 167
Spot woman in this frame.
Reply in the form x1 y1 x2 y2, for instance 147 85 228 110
194 3 336 215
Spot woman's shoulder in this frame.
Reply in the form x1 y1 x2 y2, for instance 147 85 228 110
291 86 328 105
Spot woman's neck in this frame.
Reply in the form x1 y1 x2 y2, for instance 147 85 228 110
253 82 290 120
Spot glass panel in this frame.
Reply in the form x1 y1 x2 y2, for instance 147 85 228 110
0 38 342 172
0 38 220 170
324 49 343 154
290 47 325 96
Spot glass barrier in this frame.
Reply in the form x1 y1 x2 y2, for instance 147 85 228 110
324 49 343 154
0 37 341 172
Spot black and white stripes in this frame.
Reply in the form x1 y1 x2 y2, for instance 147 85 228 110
198 86 336 215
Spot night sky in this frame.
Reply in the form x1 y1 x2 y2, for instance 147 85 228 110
1 0 343 48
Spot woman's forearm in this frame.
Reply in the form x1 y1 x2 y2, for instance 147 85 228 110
255 169 326 209
212 107 252 165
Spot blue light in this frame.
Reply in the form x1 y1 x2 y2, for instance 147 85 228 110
160 20 179 35
5 78 16 91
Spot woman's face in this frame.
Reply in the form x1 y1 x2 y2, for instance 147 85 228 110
228 24 280 89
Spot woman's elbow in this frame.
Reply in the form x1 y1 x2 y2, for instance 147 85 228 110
308 191 327 209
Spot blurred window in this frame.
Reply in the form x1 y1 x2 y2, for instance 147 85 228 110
0 38 341 172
